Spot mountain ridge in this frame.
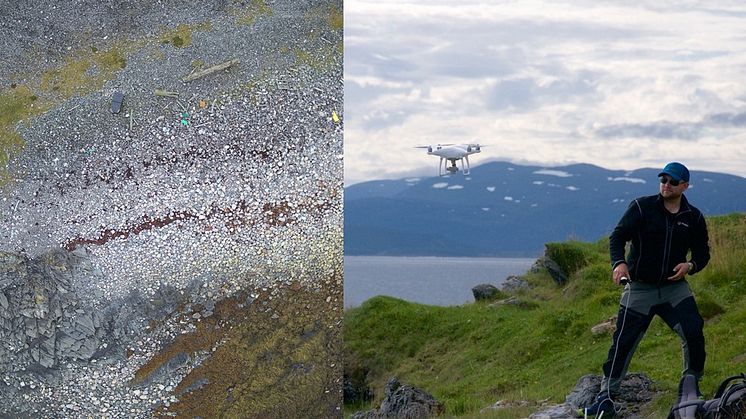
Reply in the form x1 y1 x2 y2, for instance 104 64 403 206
345 161 746 256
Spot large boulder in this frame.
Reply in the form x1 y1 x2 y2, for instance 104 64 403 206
472 284 502 301
352 377 445 418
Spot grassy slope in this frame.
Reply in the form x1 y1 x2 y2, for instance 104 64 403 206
344 213 746 417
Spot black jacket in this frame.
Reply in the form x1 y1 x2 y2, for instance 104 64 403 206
610 194 710 285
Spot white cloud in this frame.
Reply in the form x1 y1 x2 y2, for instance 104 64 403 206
345 0 746 184
447 185 464 190
432 182 449 189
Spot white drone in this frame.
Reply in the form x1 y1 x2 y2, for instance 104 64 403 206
415 143 483 176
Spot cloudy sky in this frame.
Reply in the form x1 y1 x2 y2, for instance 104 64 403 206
344 1 746 186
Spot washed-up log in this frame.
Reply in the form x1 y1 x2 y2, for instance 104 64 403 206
182 59 240 82
154 89 179 98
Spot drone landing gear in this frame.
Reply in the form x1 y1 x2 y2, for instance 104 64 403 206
439 157 471 176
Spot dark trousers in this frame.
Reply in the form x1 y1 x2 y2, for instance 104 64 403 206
600 296 706 394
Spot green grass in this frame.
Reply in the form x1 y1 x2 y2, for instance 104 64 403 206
344 213 746 417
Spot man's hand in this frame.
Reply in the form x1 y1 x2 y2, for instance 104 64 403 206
667 262 691 281
612 263 630 285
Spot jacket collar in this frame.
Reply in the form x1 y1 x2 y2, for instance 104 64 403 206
656 193 691 214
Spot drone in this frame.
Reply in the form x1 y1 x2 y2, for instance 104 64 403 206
415 143 483 176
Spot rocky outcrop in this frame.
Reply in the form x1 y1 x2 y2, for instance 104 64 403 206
352 377 445 419
530 373 657 418
0 250 109 372
501 275 530 292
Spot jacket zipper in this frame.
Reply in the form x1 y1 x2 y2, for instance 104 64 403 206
659 215 674 298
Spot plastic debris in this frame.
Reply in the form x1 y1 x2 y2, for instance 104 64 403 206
180 112 190 126
111 91 124 114
199 100 207 109
331 111 340 123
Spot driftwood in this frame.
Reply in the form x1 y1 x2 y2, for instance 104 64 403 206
154 89 179 98
182 59 240 82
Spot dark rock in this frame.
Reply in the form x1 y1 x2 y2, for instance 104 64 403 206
472 284 501 301
0 249 110 373
352 377 445 419
135 351 191 387
564 374 600 408
177 376 209 396
531 256 568 285
530 373 657 418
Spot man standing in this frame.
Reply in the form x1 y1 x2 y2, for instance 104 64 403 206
581 162 711 418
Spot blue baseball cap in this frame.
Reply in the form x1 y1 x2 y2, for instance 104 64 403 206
658 162 690 183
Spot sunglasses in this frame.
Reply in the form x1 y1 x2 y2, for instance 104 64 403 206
659 176 682 186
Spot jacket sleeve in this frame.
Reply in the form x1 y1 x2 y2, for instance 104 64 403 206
688 212 710 274
609 199 641 269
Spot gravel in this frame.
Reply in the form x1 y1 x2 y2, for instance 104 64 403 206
0 0 343 416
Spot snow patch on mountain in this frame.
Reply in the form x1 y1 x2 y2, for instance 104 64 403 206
608 176 646 184
534 169 573 177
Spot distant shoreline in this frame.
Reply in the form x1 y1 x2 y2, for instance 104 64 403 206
344 255 537 308
344 252 543 258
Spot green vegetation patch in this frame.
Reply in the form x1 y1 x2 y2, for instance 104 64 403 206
160 24 193 48
329 6 343 31
39 47 128 99
0 85 46 184
151 278 342 418
292 46 339 71
344 214 746 417
545 240 605 276
233 0 273 26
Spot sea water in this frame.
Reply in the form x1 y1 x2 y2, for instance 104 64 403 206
344 256 537 308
